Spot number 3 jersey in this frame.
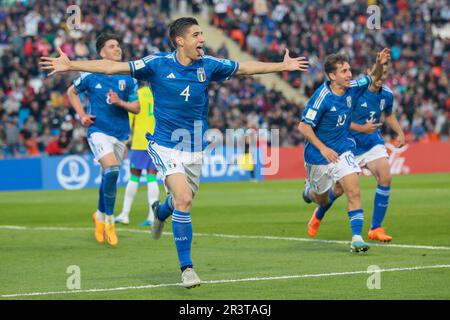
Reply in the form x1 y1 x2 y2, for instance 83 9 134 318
128 51 239 152
350 85 394 156
73 73 138 141
301 75 372 165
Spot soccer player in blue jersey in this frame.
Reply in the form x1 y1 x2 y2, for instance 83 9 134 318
303 64 405 242
41 17 309 288
298 49 390 252
66 33 140 246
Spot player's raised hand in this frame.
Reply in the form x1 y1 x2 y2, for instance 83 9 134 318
376 48 391 65
320 146 339 163
283 48 309 72
80 114 96 127
39 47 71 76
107 89 122 105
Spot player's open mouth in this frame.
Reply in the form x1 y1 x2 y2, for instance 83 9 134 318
196 46 204 56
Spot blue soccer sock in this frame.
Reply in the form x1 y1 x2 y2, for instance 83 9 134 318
103 166 120 216
98 177 105 214
348 209 364 236
315 188 336 220
172 209 193 270
371 185 391 230
158 194 174 221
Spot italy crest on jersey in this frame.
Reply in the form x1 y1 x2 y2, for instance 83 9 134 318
346 96 352 108
197 67 206 82
118 80 126 91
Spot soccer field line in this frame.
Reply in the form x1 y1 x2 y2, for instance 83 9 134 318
1 225 450 251
1 264 450 298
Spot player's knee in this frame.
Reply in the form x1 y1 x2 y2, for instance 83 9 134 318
346 187 361 202
174 193 193 211
377 173 391 186
316 193 329 206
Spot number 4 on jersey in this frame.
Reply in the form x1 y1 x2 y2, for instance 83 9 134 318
180 85 190 102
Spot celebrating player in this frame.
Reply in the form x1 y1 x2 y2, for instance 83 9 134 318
41 17 309 288
299 49 390 252
303 63 405 242
66 33 140 246
115 85 160 227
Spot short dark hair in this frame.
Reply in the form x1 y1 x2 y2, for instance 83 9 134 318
96 33 121 54
324 53 350 77
168 17 199 48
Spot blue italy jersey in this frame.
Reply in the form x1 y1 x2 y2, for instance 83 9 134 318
73 73 138 141
351 84 394 156
301 75 372 165
128 51 239 151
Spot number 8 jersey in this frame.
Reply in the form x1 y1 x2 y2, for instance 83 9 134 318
73 72 138 141
128 52 239 152
301 75 372 165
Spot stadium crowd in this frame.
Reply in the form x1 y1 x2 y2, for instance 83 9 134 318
0 0 449 159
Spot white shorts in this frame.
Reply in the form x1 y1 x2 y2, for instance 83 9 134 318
87 132 126 164
354 144 389 168
147 141 203 195
305 151 361 195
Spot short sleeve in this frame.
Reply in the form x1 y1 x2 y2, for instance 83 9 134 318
207 56 239 82
301 89 330 128
348 75 372 100
73 72 91 94
129 55 158 81
382 86 394 115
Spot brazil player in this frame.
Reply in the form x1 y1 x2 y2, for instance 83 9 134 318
115 85 160 226
299 49 390 252
66 33 140 246
303 64 405 242
40 17 308 288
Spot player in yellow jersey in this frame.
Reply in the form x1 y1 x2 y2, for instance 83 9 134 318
115 85 160 226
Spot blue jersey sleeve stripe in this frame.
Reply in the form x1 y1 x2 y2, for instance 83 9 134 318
227 61 239 80
301 118 316 127
312 88 329 110
129 61 135 77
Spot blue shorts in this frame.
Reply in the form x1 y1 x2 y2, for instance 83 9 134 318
130 149 156 171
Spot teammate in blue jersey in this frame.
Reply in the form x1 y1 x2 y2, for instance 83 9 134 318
41 17 309 288
298 49 390 252
303 64 405 242
66 33 140 246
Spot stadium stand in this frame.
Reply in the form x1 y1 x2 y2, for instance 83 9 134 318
0 0 448 159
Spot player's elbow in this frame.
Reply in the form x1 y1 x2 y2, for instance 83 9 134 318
298 121 308 135
67 85 76 97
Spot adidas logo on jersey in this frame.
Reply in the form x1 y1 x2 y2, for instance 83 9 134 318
330 106 337 112
95 83 102 89
361 102 368 108
166 73 176 79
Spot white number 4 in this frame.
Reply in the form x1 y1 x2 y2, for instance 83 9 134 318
180 85 190 102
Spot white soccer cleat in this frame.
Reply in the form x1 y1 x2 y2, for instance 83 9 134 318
181 268 201 289
150 201 165 240
114 213 129 225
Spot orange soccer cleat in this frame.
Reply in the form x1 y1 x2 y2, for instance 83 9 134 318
104 222 118 246
307 208 321 238
368 227 392 242
93 212 105 243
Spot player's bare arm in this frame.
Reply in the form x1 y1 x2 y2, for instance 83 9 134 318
368 48 391 83
236 48 309 75
350 120 383 134
40 47 130 76
298 122 339 163
108 89 140 114
67 85 96 127
385 113 405 147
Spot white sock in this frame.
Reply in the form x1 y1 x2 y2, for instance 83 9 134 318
96 210 105 222
147 181 159 222
352 235 363 242
105 215 114 225
121 180 139 218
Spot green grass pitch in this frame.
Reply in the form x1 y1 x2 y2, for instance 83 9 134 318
1 173 449 299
